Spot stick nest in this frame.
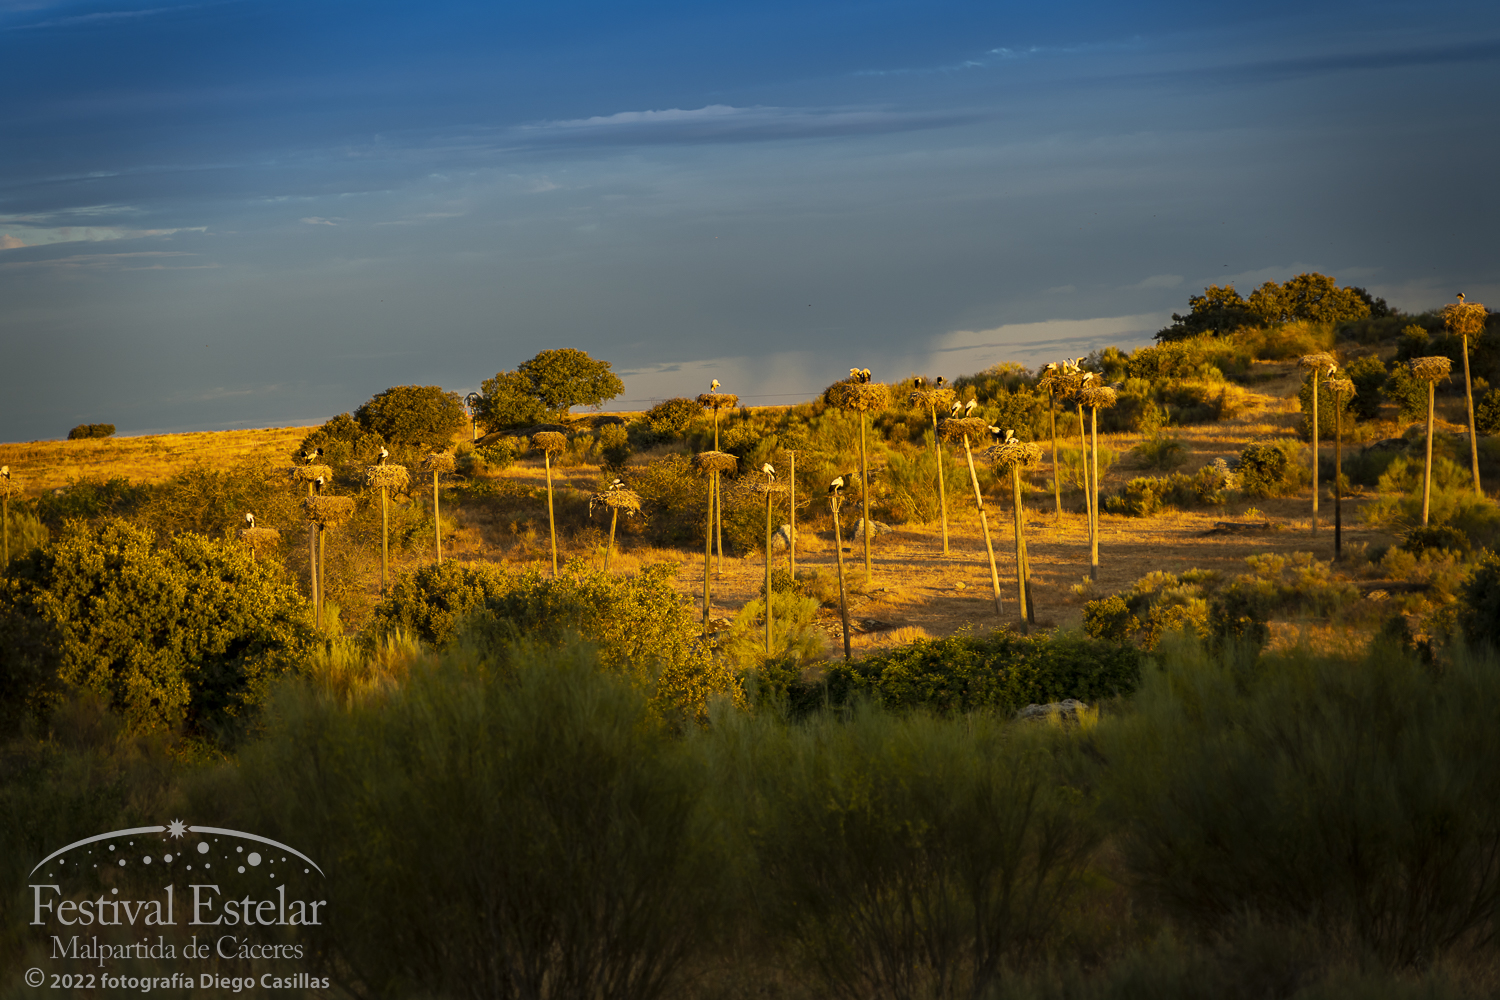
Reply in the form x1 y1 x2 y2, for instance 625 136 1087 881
1326 377 1357 397
696 392 740 410
908 386 956 409
1039 371 1089 394
1410 356 1453 382
692 450 738 475
239 527 282 552
365 465 410 491
532 431 568 454
302 495 356 527
1299 352 1337 371
589 489 642 516
825 380 892 412
744 478 789 495
288 464 334 483
422 452 457 473
1443 301 1488 339
0 477 19 498
988 440 1043 471
1076 385 1119 409
939 416 991 442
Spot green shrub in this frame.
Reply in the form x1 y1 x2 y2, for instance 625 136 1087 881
824 628 1141 715
354 385 466 450
1238 440 1305 498
1403 524 1470 556
624 454 707 547
33 476 145 527
1384 363 1431 423
1475 387 1500 435
295 411 387 467
1345 354 1388 421
718 590 825 669
1133 435 1187 470
1102 641 1500 967
65 423 115 440
234 644 723 1000
720 707 1100 1000
644 397 700 440
475 437 519 472
1297 368 1354 440
368 559 514 646
1 510 48 566
1458 550 1500 651
0 518 314 736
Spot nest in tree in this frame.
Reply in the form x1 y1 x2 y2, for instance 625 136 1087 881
939 416 991 442
1410 356 1453 382
1076 385 1119 409
1299 352 1337 371
588 488 642 517
825 380 892 412
908 386 956 410
422 452 457 473
288 464 334 484
988 440 1043 471
532 431 568 454
696 392 740 410
1443 301 1488 339
365 465 410 491
302 495 356 527
239 526 282 552
692 450 738 475
1326 378 1357 398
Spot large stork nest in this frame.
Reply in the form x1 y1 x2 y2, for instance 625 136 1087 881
742 477 789 496
825 380 891 413
365 464 410 491
908 385 956 410
692 450 738 475
989 440 1043 472
1298 352 1337 372
239 526 282 554
288 464 334 484
1442 301 1488 339
422 452 457 474
1076 385 1119 409
532 431 568 454
697 392 740 410
588 488 642 517
938 416 991 442
302 496 356 527
1410 356 1453 382
1326 377 1357 398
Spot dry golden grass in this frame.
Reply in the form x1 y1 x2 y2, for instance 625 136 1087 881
0 426 315 493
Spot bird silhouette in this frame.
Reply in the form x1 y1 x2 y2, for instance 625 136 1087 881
964 399 978 416
302 447 323 464
313 476 325 494
1458 293 1466 303
1 465 8 479
934 376 946 387
378 446 389 465
849 367 861 381
913 376 924 388
861 368 872 383
609 478 624 490
949 400 963 417
762 462 776 479
1004 429 1017 443
828 475 844 494
711 378 721 390
245 512 255 528
1043 362 1059 373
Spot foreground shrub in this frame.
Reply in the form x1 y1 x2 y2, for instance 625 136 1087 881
368 559 515 646
1238 440 1306 498
0 518 314 736
1102 641 1500 968
825 628 1140 715
235 645 723 1000
66 422 115 440
1458 550 1500 651
715 707 1100 1000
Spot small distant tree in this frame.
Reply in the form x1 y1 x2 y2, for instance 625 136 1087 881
66 423 116 440
1248 273 1371 326
1155 285 1257 342
354 386 466 450
644 398 699 440
477 349 625 430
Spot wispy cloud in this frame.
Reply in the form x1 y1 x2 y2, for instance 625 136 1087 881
0 224 205 249
300 216 340 225
5 2 221 31
0 250 210 269
1125 274 1184 290
518 103 981 146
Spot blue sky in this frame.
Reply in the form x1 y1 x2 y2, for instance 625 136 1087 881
2 0 1497 438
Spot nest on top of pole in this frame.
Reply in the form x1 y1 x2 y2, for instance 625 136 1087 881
825 380 891 412
589 488 642 516
908 385 956 410
287 464 334 484
740 478 788 497
365 464 410 491
1410 356 1453 382
1075 385 1118 410
692 451 738 475
697 392 740 410
1298 352 1337 372
532 431 568 454
987 439 1043 471
302 495 356 527
238 526 282 554
938 416 990 442
1326 377 1356 398
422 452 457 474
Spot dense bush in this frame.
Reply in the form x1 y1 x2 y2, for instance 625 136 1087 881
1105 464 1231 517
1345 354 1388 420
1384 362 1431 423
1476 387 1500 435
367 559 515 646
822 628 1141 715
0 518 314 736
32 475 144 526
66 422 115 440
1238 440 1306 498
294 411 387 466
1458 550 1500 651
644 397 700 440
354 384 466 450
1296 367 1355 440
1103 641 1500 967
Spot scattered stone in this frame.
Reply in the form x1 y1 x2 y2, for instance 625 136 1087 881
1016 699 1089 723
771 524 795 550
1205 520 1279 535
852 518 894 539
953 581 967 590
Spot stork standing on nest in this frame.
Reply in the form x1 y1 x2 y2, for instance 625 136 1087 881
711 378 720 390
245 512 256 529
762 463 775 479
378 447 389 465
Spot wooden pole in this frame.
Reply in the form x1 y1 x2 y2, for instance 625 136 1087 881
606 508 618 573
1090 406 1100 582
1076 402 1092 551
860 413 872 586
317 526 326 633
703 472 714 636
789 451 797 578
764 487 773 658
545 450 558 577
307 481 317 620
1310 367 1320 536
962 434 1004 617
1011 466 1028 630
2 494 8 567
832 495 852 661
932 404 950 555
1334 393 1343 561
1423 382 1435 526
1463 335 1483 497
1048 386 1061 522
714 408 723 578
380 485 388 596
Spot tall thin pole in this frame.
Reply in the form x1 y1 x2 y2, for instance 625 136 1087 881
1011 466 1028 630
317 526 326 632
433 470 442 565
1090 406 1101 582
1310 367 1320 536
789 451 797 578
1048 386 1061 521
307 481 317 620
714 408 723 578
703 472 714 636
832 496 852 661
764 487 773 657
2 494 8 566
1076 401 1092 550
860 413 872 586
962 434 1004 617
1423 382 1435 526
931 404 949 555
380 486 388 596
545 450 558 577
1334 393 1343 561
606 508 619 573
1463 335 1482 497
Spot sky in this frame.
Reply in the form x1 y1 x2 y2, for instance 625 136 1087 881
2 0 1497 439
